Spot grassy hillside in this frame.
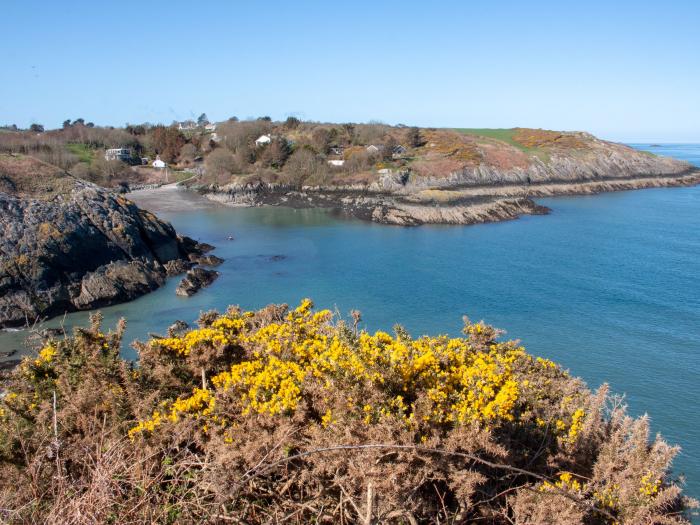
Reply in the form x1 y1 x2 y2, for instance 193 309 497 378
66 143 95 164
0 154 77 198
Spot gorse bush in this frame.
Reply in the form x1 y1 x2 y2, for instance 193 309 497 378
0 301 696 524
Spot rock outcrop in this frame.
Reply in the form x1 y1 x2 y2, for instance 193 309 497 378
175 267 219 297
0 154 211 328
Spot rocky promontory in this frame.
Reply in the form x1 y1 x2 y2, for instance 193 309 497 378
0 155 209 328
194 129 700 226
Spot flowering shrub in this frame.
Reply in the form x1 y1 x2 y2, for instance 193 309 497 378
0 302 695 524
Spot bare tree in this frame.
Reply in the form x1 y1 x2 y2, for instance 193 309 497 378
205 148 239 184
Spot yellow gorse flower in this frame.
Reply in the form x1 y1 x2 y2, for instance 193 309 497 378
130 299 583 440
639 472 661 500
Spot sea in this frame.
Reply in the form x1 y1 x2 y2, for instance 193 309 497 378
1 143 699 506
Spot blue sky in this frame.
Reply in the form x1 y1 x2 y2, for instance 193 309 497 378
1 0 698 142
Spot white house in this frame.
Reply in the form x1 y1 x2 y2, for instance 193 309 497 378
327 159 345 167
204 123 217 132
366 144 384 154
105 148 132 161
255 134 272 147
178 120 197 131
152 156 166 169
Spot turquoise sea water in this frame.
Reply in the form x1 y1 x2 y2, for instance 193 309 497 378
2 143 699 506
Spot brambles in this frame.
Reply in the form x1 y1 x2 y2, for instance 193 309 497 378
0 302 695 523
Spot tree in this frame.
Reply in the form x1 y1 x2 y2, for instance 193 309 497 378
149 125 186 163
62 119 72 129
126 124 146 136
257 116 272 122
29 123 44 133
73 118 85 126
405 127 424 148
86 122 95 128
284 116 300 129
179 143 197 164
197 113 209 126
261 139 290 168
283 148 324 185
342 123 356 144
204 148 239 183
311 128 332 154
382 135 398 161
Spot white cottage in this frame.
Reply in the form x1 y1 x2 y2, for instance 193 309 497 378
255 134 272 147
152 156 166 169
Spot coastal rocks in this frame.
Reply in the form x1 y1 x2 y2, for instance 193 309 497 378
175 267 219 297
164 258 195 276
371 198 549 226
73 260 165 309
0 170 208 328
167 320 189 335
189 253 224 266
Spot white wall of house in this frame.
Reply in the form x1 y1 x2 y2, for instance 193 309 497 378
255 134 272 146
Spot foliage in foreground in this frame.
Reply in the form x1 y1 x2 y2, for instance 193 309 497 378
0 300 696 524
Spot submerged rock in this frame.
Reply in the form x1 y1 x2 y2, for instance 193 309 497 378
175 267 219 297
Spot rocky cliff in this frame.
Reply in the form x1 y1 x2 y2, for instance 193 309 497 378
0 155 205 328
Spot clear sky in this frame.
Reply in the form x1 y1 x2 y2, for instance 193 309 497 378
2 0 698 142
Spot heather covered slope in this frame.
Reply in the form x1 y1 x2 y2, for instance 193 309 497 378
0 154 206 328
0 301 695 523
408 128 691 186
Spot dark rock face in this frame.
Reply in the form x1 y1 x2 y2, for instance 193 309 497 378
175 267 219 297
0 183 206 328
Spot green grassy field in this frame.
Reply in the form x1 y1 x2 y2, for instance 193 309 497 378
453 128 555 163
66 143 95 164
454 128 520 146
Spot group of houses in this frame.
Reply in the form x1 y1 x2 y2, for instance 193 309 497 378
104 148 165 169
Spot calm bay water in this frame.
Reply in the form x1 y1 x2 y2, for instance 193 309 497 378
2 143 699 503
